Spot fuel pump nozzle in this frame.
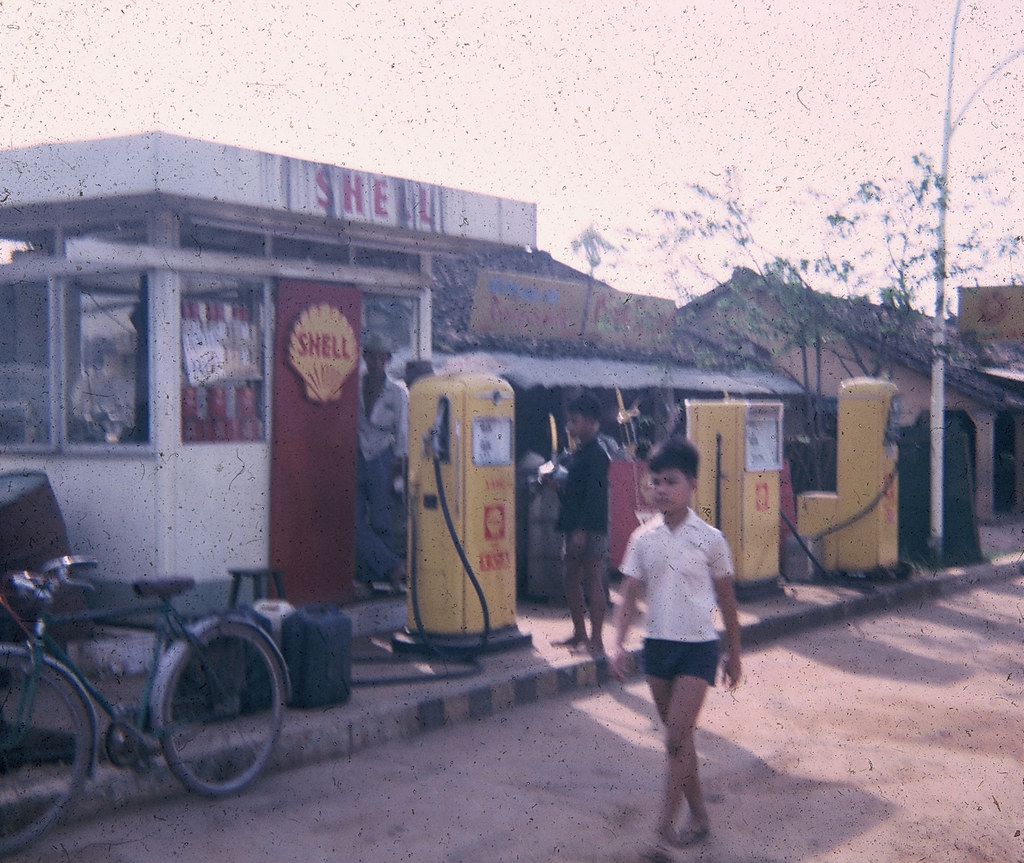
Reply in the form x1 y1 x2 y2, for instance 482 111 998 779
427 396 451 462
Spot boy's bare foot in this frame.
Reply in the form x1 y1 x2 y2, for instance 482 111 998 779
553 633 587 649
661 823 710 848
587 639 605 657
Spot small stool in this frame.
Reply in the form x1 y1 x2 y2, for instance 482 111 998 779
228 568 285 608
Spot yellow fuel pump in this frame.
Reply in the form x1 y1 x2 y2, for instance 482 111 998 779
834 378 899 571
795 377 900 577
685 399 784 592
393 372 531 656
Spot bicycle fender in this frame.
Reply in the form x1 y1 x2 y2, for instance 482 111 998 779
225 616 292 704
150 616 292 717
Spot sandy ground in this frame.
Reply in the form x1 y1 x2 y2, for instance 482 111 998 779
10 572 1021 863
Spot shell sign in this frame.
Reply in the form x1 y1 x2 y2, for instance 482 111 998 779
286 303 358 403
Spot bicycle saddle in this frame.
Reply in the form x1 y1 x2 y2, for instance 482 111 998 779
132 576 196 600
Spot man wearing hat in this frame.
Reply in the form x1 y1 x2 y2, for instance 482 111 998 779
356 331 408 595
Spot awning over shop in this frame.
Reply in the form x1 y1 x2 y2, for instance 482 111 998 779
434 352 803 397
980 367 1024 385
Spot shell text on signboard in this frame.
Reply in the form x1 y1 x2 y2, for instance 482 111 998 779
286 303 357 403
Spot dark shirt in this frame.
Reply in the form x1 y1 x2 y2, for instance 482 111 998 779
555 437 610 534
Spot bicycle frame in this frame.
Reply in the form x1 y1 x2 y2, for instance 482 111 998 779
3 592 226 756
46 602 175 735
0 563 289 855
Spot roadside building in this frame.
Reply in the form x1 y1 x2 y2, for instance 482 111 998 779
0 134 800 607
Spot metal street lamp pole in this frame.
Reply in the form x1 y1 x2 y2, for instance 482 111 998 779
931 0 1024 563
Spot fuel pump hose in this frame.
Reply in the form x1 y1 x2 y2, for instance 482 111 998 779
408 453 491 655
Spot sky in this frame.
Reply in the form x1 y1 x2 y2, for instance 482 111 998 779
2 0 1022 301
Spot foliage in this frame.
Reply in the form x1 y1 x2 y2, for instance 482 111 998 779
824 153 1021 315
568 155 1022 487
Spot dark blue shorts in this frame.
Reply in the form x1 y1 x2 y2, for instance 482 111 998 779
642 638 719 686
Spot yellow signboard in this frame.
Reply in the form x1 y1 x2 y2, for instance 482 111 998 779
959 286 1024 340
470 271 588 340
470 270 676 350
585 285 675 350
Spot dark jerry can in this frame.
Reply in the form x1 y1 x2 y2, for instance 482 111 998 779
281 605 353 708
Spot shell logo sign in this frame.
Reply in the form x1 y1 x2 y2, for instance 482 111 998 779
286 303 358 403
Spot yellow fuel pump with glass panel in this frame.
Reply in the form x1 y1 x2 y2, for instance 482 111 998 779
393 372 531 656
685 399 784 590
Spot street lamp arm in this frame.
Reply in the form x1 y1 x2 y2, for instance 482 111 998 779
952 44 1024 132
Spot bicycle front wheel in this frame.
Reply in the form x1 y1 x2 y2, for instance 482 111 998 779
152 619 285 797
0 647 94 856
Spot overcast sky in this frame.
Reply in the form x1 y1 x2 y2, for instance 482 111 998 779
2 0 1022 298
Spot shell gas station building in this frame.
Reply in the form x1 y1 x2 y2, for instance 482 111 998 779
0 132 544 608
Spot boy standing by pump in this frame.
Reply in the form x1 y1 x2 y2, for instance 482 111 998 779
609 436 742 854
553 391 610 655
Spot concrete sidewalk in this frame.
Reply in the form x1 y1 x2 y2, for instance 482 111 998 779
68 521 1024 825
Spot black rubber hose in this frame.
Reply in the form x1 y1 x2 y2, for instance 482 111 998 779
424 452 491 653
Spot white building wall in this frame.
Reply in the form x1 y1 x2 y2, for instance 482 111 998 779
1 455 158 582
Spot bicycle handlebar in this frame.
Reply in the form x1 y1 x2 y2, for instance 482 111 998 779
39 556 99 578
3 557 99 612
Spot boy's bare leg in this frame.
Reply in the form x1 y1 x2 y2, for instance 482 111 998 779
556 558 588 647
648 674 711 844
582 556 606 653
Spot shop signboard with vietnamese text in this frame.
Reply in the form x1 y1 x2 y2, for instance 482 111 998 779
470 270 675 351
586 284 674 350
471 271 588 340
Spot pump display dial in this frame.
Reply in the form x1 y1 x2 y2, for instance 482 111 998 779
744 404 782 471
472 416 513 466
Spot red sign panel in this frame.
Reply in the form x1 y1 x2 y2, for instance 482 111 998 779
270 281 361 605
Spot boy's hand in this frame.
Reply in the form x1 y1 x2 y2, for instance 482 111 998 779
720 652 742 690
608 648 632 682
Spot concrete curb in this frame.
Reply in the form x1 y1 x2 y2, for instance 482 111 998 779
55 558 1024 826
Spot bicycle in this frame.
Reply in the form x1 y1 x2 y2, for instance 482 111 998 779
0 556 289 856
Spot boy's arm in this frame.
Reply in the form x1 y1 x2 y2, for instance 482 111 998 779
713 576 743 690
609 575 643 681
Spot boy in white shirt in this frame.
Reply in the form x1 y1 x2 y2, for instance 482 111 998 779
610 436 742 852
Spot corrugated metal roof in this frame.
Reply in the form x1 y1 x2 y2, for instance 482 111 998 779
980 367 1024 384
434 352 804 396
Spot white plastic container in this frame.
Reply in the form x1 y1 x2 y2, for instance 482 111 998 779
251 599 295 647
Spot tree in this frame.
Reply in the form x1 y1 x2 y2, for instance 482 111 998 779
575 156 1021 489
569 224 617 278
619 157 1019 487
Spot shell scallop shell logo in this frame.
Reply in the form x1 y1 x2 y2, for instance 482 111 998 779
287 304 358 403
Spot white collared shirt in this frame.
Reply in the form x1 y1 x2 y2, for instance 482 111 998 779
358 373 408 461
618 508 735 642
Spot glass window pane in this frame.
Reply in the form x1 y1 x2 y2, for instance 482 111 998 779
66 275 148 444
0 281 51 446
181 277 265 443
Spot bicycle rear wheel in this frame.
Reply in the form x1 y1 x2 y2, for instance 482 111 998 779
152 619 285 797
0 648 94 856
